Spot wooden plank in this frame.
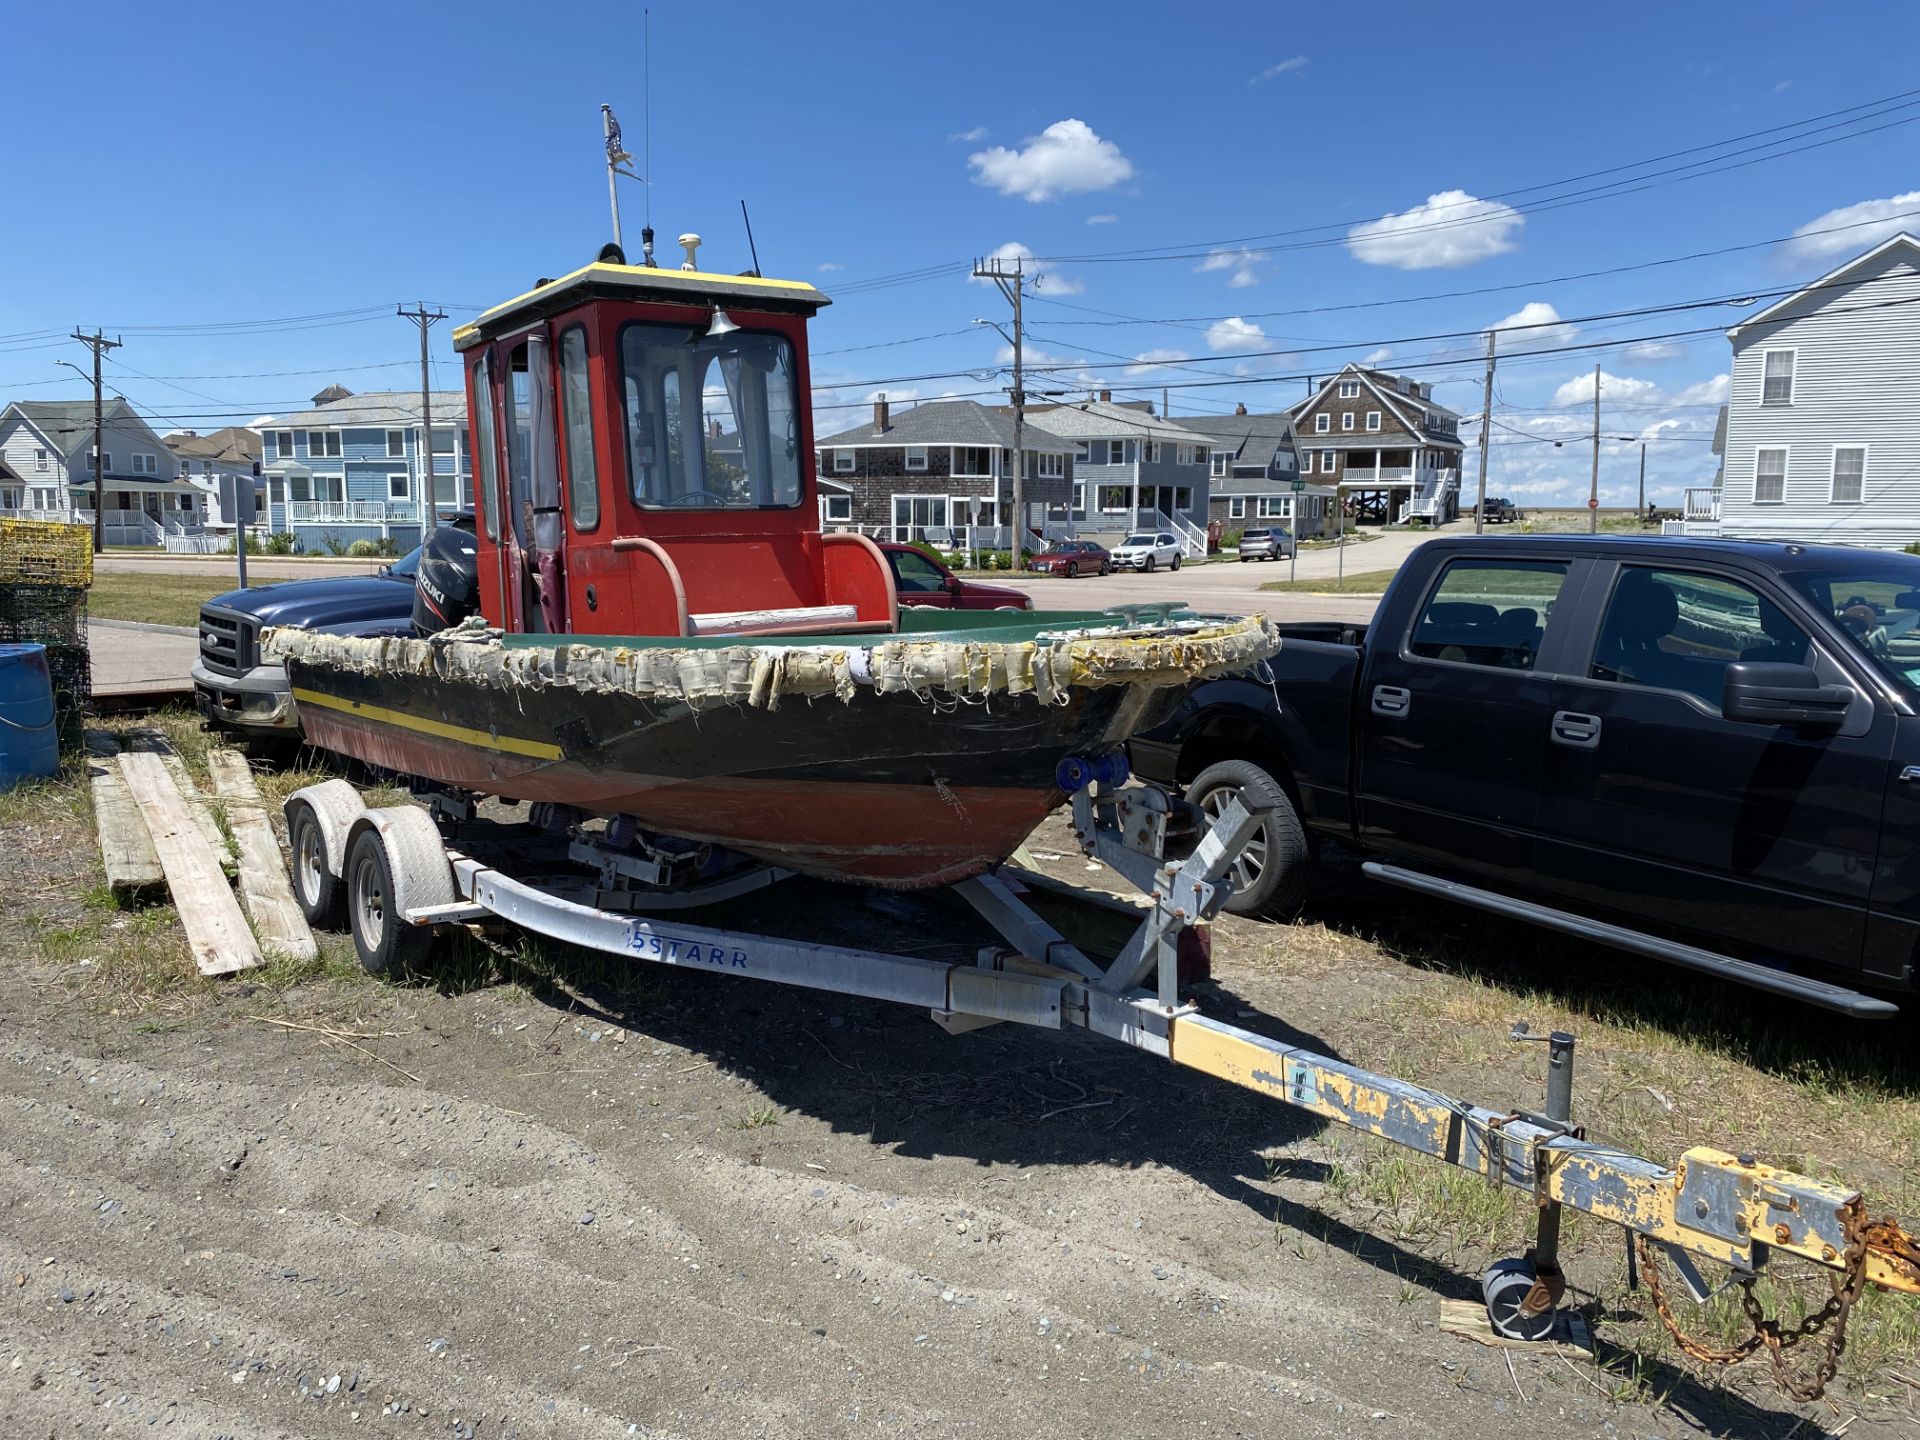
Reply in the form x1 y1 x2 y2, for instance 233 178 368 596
116 751 262 977
128 730 236 871
1436 1299 1594 1355
83 732 162 892
206 749 317 963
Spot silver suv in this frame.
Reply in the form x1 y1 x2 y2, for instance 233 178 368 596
1110 532 1183 572
1236 526 1293 562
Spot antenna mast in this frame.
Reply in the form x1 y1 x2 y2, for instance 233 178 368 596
642 8 655 266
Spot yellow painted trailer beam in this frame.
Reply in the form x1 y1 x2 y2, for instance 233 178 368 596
1166 1011 1920 1296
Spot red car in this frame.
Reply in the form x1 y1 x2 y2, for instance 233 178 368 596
1026 539 1112 578
878 542 1032 610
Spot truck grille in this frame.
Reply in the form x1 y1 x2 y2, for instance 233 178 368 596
198 606 257 677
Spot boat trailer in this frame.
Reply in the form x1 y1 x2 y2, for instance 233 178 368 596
281 767 1920 1400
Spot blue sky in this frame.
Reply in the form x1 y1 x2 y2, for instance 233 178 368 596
5 1 1919 504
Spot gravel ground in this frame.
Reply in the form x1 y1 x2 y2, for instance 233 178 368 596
1 791 1912 1439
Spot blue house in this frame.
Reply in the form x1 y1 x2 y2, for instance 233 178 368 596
258 386 471 552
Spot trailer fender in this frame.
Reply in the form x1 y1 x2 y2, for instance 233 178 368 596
284 778 368 881
346 805 458 924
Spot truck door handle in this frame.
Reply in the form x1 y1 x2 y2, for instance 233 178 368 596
1371 685 1411 717
1551 710 1601 748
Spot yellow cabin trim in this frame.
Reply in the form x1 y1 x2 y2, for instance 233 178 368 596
452 262 829 348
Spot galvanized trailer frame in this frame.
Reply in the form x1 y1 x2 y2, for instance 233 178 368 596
283 771 1920 1375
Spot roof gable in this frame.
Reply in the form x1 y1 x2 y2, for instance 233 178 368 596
2 398 143 458
1729 232 1920 337
815 399 1070 451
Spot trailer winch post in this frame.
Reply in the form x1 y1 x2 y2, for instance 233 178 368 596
1512 1024 1577 1327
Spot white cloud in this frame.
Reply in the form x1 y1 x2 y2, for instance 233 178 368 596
1362 346 1394 367
816 261 845 272
970 240 1085 295
1624 339 1684 362
948 126 987 143
1197 247 1265 289
1491 301 1577 352
968 119 1133 202
1672 373 1731 407
1551 370 1663 408
1347 190 1524 270
1085 213 1118 225
1784 190 1920 261
1250 56 1308 84
1773 79 1792 93
1124 349 1193 377
1206 317 1267 353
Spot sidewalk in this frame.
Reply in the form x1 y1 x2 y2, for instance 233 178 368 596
88 619 197 701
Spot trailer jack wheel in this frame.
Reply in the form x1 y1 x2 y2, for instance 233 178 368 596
1482 1257 1559 1342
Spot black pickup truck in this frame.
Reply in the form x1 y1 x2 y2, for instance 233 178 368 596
1131 534 1920 1016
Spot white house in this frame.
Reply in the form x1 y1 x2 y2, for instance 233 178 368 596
1685 232 1920 548
164 426 263 530
0 398 210 544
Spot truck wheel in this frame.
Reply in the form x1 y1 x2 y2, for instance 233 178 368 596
345 827 432 978
1185 760 1310 917
286 798 343 929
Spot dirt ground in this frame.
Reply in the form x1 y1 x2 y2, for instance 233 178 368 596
1 737 1916 1439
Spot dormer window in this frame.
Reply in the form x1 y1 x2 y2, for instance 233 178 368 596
1337 381 1359 399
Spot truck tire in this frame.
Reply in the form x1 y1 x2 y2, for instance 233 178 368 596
1185 760 1310 917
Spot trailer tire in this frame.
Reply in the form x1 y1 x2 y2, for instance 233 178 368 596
1185 760 1309 917
286 799 343 929
345 828 432 978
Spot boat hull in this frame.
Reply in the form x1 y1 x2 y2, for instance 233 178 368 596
290 664 1176 888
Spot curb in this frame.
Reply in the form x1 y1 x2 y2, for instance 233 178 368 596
89 619 198 638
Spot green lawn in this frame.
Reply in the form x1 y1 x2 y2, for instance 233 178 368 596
88 573 236 628
1258 568 1399 594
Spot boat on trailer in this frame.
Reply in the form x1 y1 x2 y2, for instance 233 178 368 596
269 243 1277 887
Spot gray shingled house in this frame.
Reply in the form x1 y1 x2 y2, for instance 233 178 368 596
1178 406 1336 539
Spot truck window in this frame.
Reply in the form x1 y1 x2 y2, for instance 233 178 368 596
1589 567 1809 707
1408 559 1566 670
559 326 599 532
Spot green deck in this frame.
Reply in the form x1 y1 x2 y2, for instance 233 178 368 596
497 606 1191 651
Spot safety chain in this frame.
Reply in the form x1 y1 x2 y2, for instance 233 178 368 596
1635 1198 1872 1404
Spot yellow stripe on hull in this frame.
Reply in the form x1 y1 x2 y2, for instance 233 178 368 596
291 687 563 761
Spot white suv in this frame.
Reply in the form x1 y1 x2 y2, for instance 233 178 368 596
1110 531 1183 573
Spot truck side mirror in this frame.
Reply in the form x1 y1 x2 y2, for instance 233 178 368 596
1721 661 1853 730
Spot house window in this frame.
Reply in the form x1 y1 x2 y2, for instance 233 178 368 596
1035 450 1064 479
389 471 409 500
387 430 406 457
34 448 48 471
1341 413 1355 432
1366 411 1381 432
1761 350 1795 405
1338 381 1360 399
1106 440 1127 465
952 446 991 477
308 430 342 457
890 493 950 542
1143 441 1161 463
132 453 157 474
1831 447 1865 504
1175 486 1191 509
1228 496 1245 519
273 431 293 458
833 449 855 473
904 445 928 471
1210 451 1228 477
95 452 111 473
1073 441 1090 462
1098 484 1129 512
1754 448 1787 504
1321 450 1337 473
821 492 853 524
1071 482 1087 520
1314 414 1330 433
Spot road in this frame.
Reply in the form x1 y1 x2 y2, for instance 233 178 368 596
94 554 385 580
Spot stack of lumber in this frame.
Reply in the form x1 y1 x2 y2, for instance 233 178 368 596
87 731 316 976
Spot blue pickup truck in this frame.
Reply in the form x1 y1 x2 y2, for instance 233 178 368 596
192 515 474 738
1131 534 1920 1016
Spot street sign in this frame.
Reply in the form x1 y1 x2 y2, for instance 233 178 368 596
1587 497 1599 509
1290 479 1305 492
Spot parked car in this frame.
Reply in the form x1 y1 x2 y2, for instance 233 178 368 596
1027 539 1112 578
878 541 1032 610
1109 532 1183 573
1481 497 1524 524
1130 533 1920 1016
193 514 476 740
1236 526 1294 562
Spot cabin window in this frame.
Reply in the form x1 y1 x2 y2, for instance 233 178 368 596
502 343 535 546
387 430 405 457
559 326 600 531
471 353 500 542
1761 349 1795 405
904 445 928 471
620 322 801 509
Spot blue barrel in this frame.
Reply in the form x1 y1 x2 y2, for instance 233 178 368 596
0 643 60 790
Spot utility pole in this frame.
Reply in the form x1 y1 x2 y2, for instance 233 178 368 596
1474 329 1496 536
70 329 122 553
973 254 1028 561
1588 362 1601 534
397 304 446 532
1637 440 1647 518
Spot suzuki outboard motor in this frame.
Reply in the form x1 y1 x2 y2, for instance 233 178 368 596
412 524 481 635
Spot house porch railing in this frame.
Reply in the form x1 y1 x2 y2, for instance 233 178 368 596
285 500 419 525
1683 487 1721 523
